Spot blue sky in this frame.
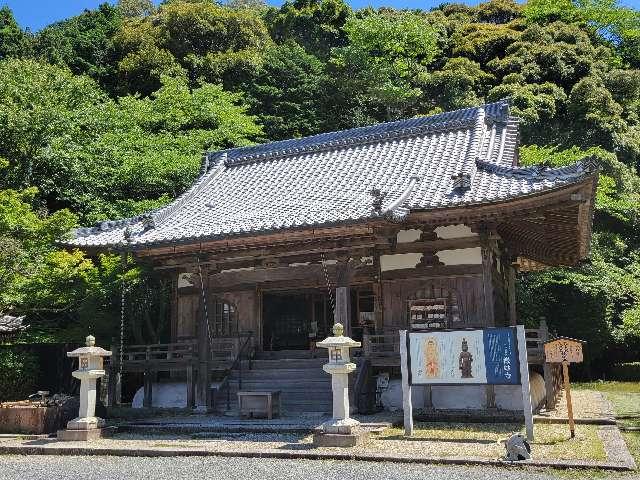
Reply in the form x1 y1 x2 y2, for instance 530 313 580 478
3 0 640 32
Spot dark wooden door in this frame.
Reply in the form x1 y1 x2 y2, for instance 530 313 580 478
263 294 310 350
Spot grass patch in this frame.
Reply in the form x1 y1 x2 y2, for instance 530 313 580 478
379 422 606 460
575 381 640 463
621 431 640 465
573 381 640 394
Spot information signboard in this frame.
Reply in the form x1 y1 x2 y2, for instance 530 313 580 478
400 325 533 441
408 327 520 385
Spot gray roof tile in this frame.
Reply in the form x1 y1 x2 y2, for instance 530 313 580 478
66 100 597 249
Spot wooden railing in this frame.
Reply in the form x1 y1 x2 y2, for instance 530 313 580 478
115 341 198 372
362 332 401 367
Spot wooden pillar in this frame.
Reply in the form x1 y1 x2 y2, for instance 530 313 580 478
334 287 351 334
170 274 179 342
373 248 384 333
539 319 555 410
143 369 153 409
507 262 518 326
480 234 495 326
107 343 121 406
485 385 496 409
186 363 195 409
196 265 211 411
335 258 353 335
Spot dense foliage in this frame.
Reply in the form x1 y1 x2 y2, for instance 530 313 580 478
0 0 639 375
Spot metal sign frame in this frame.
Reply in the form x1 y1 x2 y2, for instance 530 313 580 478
405 326 521 386
400 325 533 441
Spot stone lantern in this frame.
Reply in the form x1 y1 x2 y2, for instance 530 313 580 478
58 335 112 441
314 323 368 447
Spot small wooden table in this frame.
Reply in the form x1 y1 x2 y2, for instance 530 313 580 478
237 391 281 419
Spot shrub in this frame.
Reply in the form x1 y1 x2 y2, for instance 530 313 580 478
0 348 38 402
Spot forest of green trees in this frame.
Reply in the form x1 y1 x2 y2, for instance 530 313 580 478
1 0 639 377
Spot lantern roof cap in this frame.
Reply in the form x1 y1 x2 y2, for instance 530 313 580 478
317 323 361 348
67 335 112 357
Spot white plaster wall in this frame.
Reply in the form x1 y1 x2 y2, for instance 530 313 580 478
397 229 422 243
435 224 477 239
132 382 222 409
431 385 485 409
436 247 482 265
380 253 422 272
132 382 188 408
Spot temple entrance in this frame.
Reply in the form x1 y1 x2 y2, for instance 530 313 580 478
262 292 332 351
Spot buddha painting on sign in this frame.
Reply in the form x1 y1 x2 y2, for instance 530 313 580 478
459 338 473 378
423 337 440 378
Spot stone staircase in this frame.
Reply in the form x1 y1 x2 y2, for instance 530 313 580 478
215 350 335 414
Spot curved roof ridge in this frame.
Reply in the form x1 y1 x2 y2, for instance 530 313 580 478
218 100 511 168
475 156 599 179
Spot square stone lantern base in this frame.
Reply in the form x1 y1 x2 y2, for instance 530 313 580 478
57 426 115 441
313 418 370 447
57 416 114 441
313 428 370 447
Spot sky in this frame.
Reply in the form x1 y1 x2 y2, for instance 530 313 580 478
3 0 640 32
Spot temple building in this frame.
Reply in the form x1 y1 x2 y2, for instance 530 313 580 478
65 99 598 414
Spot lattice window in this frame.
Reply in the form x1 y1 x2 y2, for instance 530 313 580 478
211 298 237 337
407 285 462 330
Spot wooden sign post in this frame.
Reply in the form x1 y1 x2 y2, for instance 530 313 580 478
544 337 584 438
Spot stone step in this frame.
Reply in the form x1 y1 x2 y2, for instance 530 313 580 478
243 358 327 369
255 350 315 359
231 371 327 379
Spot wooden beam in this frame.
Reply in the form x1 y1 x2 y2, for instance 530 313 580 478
382 236 480 254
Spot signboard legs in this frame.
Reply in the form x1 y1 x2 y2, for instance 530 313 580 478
399 330 413 437
516 325 534 441
562 361 575 438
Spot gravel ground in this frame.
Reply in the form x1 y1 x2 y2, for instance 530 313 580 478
536 390 614 420
0 455 590 480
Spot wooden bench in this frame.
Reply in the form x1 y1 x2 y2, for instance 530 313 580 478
237 391 281 419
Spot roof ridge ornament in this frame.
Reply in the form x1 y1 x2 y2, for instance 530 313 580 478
369 188 387 214
451 172 472 191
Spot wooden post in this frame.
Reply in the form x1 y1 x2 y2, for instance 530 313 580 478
485 385 496 409
108 343 122 406
563 361 575 438
399 330 413 436
480 236 495 325
335 286 351 335
196 267 211 411
186 363 195 409
539 319 555 410
507 263 518 326
516 325 534 441
143 369 153 408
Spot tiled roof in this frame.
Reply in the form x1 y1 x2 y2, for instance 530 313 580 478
66 100 597 249
0 315 27 335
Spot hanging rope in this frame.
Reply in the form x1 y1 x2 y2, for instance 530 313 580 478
196 256 213 345
321 252 335 321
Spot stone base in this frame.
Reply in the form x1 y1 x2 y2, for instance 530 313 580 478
320 417 360 435
67 416 105 430
57 426 115 442
313 429 370 448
